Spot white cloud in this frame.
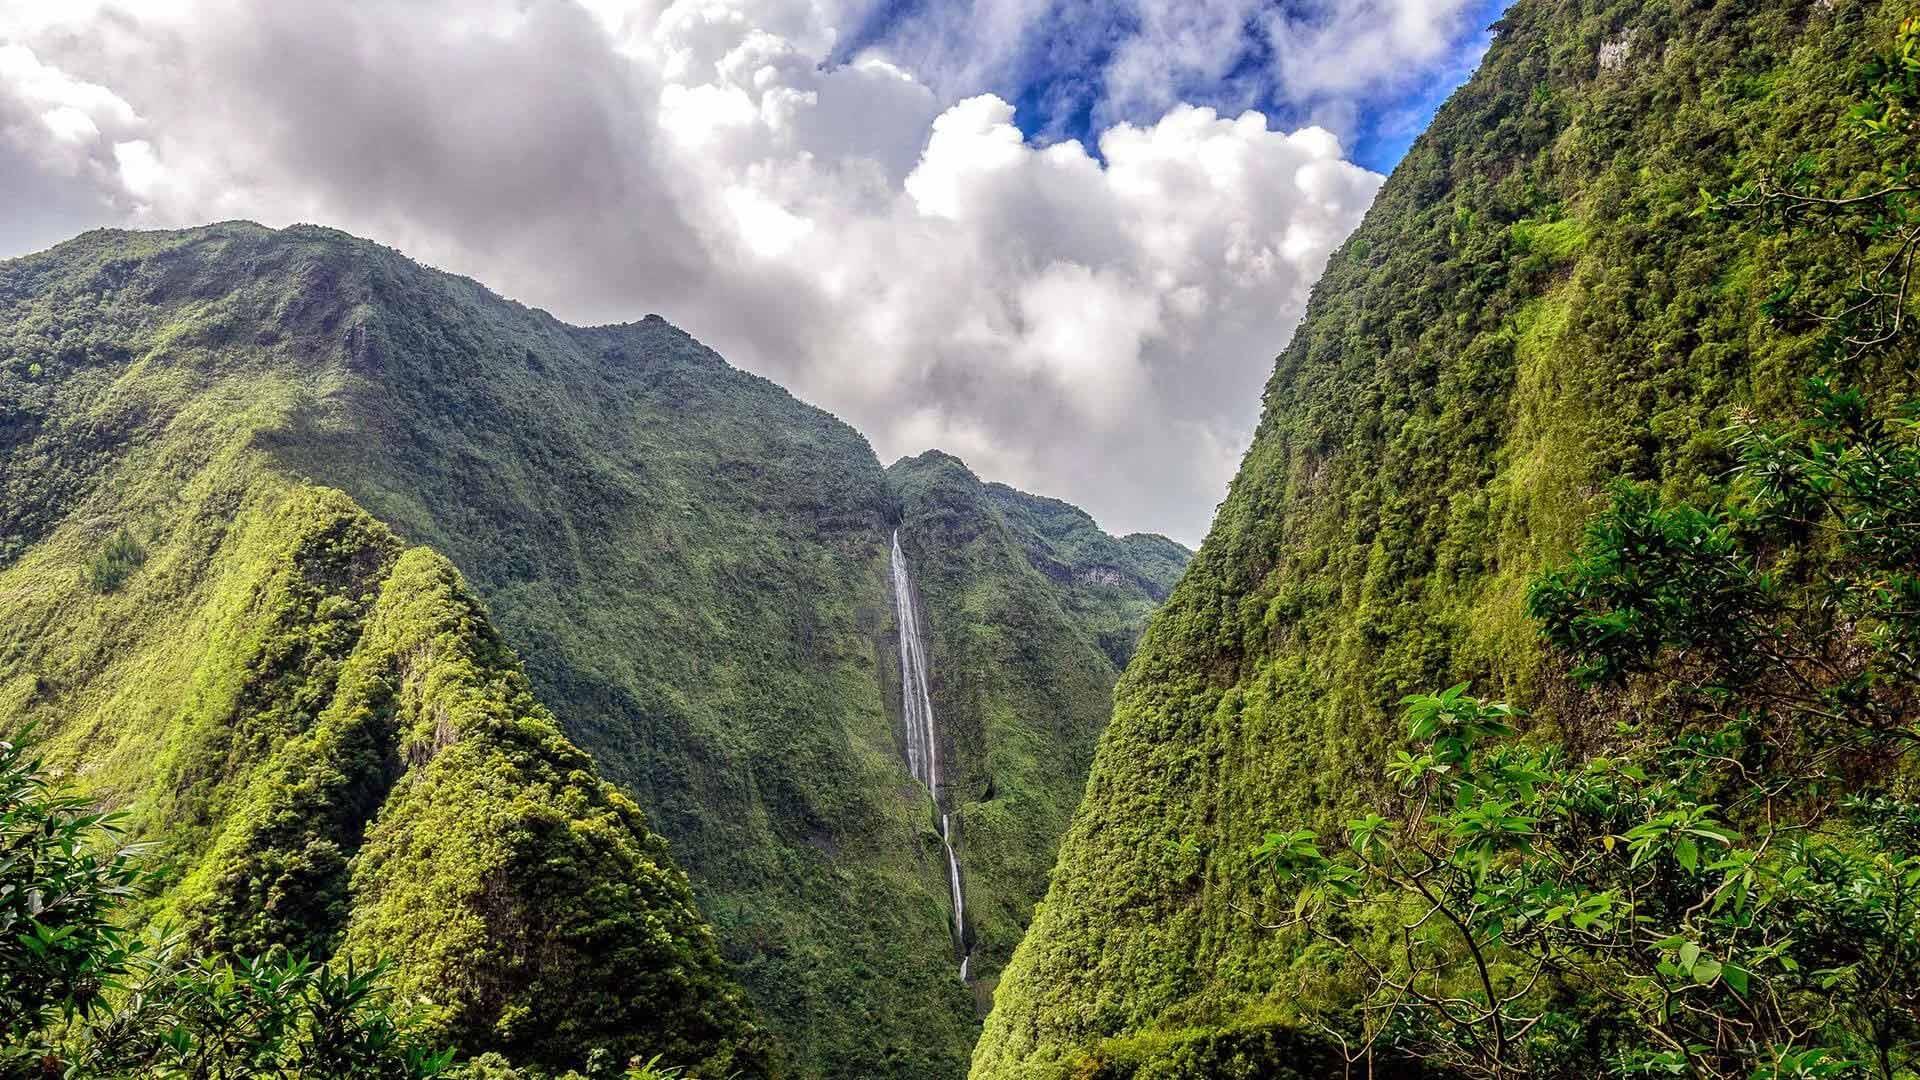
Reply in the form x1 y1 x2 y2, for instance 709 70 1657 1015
0 0 1393 544
0 41 139 168
110 138 164 200
842 0 1495 145
1262 0 1485 98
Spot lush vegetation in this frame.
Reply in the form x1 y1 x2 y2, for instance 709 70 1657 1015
976 2 1920 1077
1257 382 1920 1077
886 452 1187 999
1253 24 1920 1077
1 732 453 1078
0 212 1173 1071
1 731 721 1078
0 478 766 1075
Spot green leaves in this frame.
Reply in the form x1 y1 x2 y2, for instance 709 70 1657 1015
1760 1046 1860 1079
1400 683 1518 767
1653 936 1733 990
1345 813 1396 860
0 735 456 1078
1525 482 1770 689
1251 829 1367 913
1252 828 1329 872
0 732 157 1043
1621 806 1738 874
1253 615 1920 1078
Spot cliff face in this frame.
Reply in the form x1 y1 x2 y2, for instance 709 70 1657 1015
886 452 1187 1001
0 222 1183 1076
973 2 1919 1076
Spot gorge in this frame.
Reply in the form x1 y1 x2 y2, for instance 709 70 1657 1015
0 221 1187 1077
6 1 1920 1078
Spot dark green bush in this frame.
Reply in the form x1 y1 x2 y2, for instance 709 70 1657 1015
87 527 146 593
0 733 455 1079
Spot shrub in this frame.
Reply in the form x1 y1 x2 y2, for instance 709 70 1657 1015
88 527 147 594
0 732 155 1052
0 732 456 1079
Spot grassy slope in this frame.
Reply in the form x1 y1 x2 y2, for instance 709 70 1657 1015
973 1 1920 1076
886 453 1187 1001
0 223 1180 1077
0 380 761 1073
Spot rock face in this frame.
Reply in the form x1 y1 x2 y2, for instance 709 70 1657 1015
1599 30 1637 71
885 451 1189 1002
0 222 1185 1077
973 2 1915 1077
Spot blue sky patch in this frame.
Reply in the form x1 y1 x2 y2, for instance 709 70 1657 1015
839 0 1513 174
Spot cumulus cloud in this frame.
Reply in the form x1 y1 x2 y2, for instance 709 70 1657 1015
0 0 1404 544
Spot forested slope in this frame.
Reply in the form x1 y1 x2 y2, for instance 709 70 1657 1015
974 2 1920 1076
886 452 1186 999
0 445 763 1072
0 222 1181 1077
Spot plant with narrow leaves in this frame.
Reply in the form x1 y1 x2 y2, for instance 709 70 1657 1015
0 734 455 1079
70 946 458 1079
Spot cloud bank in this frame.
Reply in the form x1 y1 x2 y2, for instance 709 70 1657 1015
0 0 1489 544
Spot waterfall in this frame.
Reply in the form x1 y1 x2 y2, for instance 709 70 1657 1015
891 529 972 983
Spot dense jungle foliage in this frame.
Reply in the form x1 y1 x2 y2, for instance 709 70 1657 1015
0 216 1181 1073
0 731 698 1079
1259 381 1920 1078
975 1 1920 1077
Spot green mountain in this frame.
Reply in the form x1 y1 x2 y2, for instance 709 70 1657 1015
974 1 1920 1077
887 452 1187 1002
0 223 1186 1076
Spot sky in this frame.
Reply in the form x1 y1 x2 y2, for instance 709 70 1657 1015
0 0 1506 546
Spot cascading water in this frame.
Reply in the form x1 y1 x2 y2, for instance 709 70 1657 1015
890 529 972 982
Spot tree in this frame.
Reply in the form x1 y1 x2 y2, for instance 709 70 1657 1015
1251 388 1920 1080
0 732 455 1079
1248 22 1920 1077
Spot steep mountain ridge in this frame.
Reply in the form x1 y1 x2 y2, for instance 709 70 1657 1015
975 1 1920 1076
980 480 1189 670
0 222 1185 1076
0 456 765 1073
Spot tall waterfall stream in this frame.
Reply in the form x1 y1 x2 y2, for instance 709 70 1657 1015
890 529 972 983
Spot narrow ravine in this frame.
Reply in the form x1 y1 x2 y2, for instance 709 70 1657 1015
890 528 972 982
